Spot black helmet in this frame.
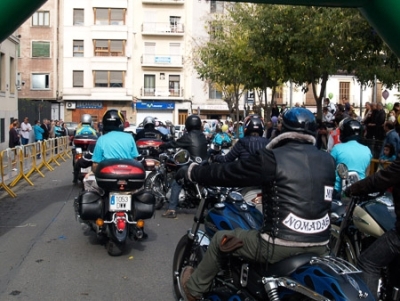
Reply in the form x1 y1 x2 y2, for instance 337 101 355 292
185 115 202 131
339 117 362 142
282 107 317 135
143 116 155 129
244 115 265 136
102 109 125 132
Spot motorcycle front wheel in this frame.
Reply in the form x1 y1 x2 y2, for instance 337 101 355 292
173 235 201 300
145 171 166 210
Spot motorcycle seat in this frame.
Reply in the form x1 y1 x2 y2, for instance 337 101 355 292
266 252 318 277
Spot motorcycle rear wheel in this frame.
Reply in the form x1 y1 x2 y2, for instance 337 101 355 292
145 171 166 210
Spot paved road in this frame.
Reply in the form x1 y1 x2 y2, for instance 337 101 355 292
0 159 194 301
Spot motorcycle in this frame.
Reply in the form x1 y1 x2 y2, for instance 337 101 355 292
72 134 97 182
136 137 164 179
74 158 155 256
172 150 374 301
330 163 398 300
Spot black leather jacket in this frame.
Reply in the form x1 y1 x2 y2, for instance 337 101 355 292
164 129 208 160
191 132 336 245
350 157 400 233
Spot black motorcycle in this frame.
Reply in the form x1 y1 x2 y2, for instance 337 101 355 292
74 159 155 256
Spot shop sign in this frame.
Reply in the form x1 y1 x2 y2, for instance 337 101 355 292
135 101 175 110
76 101 103 109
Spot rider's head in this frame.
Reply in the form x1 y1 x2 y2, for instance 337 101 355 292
102 109 125 133
143 116 156 130
185 115 202 131
281 107 317 136
339 117 362 142
243 115 265 136
81 114 92 126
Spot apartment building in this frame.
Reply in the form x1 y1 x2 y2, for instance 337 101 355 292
0 36 19 151
17 0 62 121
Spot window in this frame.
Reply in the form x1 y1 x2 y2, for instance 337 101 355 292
32 74 50 89
210 1 224 13
73 71 83 87
169 75 180 96
209 83 222 99
170 16 181 32
94 8 125 25
339 82 350 103
144 75 155 96
73 9 84 26
93 40 125 56
94 71 124 88
32 41 50 58
32 11 50 26
0 53 4 91
73 40 84 57
9 57 15 94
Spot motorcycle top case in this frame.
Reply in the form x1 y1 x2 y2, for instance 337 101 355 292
73 134 97 151
95 159 146 191
76 190 103 221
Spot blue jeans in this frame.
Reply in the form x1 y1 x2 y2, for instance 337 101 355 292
357 229 400 300
167 180 182 211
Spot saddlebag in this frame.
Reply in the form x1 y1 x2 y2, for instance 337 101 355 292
132 189 155 220
95 159 146 191
77 191 103 220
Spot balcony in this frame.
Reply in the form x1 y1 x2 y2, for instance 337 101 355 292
141 86 184 99
142 0 184 4
141 54 183 68
142 22 184 36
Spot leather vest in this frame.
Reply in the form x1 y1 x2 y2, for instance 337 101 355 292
261 142 335 243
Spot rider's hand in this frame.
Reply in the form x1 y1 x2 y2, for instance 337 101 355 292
344 187 352 197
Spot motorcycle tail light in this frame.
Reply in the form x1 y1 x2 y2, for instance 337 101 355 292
96 218 104 226
75 153 83 160
136 219 145 228
253 194 262 205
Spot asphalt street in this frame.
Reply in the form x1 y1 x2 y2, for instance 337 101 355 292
0 158 194 301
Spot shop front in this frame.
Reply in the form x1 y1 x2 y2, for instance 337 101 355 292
134 101 175 126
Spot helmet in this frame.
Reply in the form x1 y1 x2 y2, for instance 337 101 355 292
221 124 229 132
185 115 202 131
339 118 362 142
282 108 317 135
244 115 265 136
81 114 92 125
102 109 125 132
143 116 155 129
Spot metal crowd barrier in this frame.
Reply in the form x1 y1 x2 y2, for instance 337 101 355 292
0 137 71 198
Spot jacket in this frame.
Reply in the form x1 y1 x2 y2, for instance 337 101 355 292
164 129 208 160
190 132 336 246
214 135 269 163
349 157 400 233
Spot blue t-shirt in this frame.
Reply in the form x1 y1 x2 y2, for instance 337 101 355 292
33 124 44 140
330 140 372 191
92 131 139 163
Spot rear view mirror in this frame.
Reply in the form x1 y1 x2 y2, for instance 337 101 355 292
336 163 348 179
174 149 190 165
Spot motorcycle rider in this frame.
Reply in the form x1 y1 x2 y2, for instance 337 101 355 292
176 107 336 301
75 114 98 137
135 116 169 142
330 118 372 200
345 157 400 300
91 110 139 173
160 114 208 218
213 114 269 163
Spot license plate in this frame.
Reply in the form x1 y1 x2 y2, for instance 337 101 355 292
109 193 132 211
81 167 91 173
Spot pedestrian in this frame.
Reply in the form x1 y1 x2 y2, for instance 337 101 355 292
41 118 50 140
33 119 44 158
20 117 32 145
377 143 396 171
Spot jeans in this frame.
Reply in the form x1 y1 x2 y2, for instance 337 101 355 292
167 180 182 211
357 229 400 300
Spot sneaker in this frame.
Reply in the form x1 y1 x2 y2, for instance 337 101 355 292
180 266 200 301
12 168 17 172
162 210 177 218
